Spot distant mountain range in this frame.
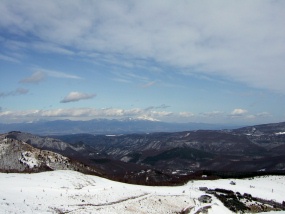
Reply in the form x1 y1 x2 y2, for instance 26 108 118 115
0 118 239 135
52 121 285 173
1 121 285 185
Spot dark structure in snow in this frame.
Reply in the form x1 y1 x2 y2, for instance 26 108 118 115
198 195 212 203
199 187 208 191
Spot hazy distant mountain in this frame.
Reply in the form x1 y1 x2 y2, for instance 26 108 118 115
0 118 238 135
233 121 285 135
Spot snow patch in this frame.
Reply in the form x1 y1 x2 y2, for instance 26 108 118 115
19 151 39 168
275 132 285 135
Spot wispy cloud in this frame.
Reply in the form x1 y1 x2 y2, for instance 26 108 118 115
156 104 170 109
245 112 271 120
141 81 156 88
112 71 149 84
48 71 81 79
32 42 74 55
2 1 284 93
40 68 83 80
144 104 170 111
0 88 29 97
179 112 195 118
200 111 224 118
20 69 83 84
60 92 96 103
256 112 271 117
0 53 20 63
19 71 46 84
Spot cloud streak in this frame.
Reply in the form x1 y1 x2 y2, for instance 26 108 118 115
200 111 224 118
0 53 20 63
19 71 46 84
42 69 83 80
20 69 83 84
141 81 156 88
60 92 96 103
0 88 29 97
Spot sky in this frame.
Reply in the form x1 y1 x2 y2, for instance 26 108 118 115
1 0 285 125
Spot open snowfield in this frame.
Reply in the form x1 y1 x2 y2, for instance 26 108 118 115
0 170 284 214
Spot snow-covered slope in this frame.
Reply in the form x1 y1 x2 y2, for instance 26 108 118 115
0 170 284 213
0 133 100 175
0 133 71 172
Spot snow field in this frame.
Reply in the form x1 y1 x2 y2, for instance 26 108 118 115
190 175 285 203
0 170 195 213
0 170 285 213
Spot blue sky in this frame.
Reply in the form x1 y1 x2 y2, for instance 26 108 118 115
1 0 285 125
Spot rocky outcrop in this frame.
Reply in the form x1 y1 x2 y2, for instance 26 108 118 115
0 133 100 175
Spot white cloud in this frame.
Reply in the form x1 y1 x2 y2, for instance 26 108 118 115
150 111 173 117
0 107 173 122
1 1 285 92
0 106 273 124
60 92 96 103
230 108 248 117
137 115 159 122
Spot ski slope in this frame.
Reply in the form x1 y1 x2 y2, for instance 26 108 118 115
0 170 284 213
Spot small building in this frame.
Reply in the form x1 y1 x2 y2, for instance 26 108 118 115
206 189 215 195
198 195 212 203
199 187 208 191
